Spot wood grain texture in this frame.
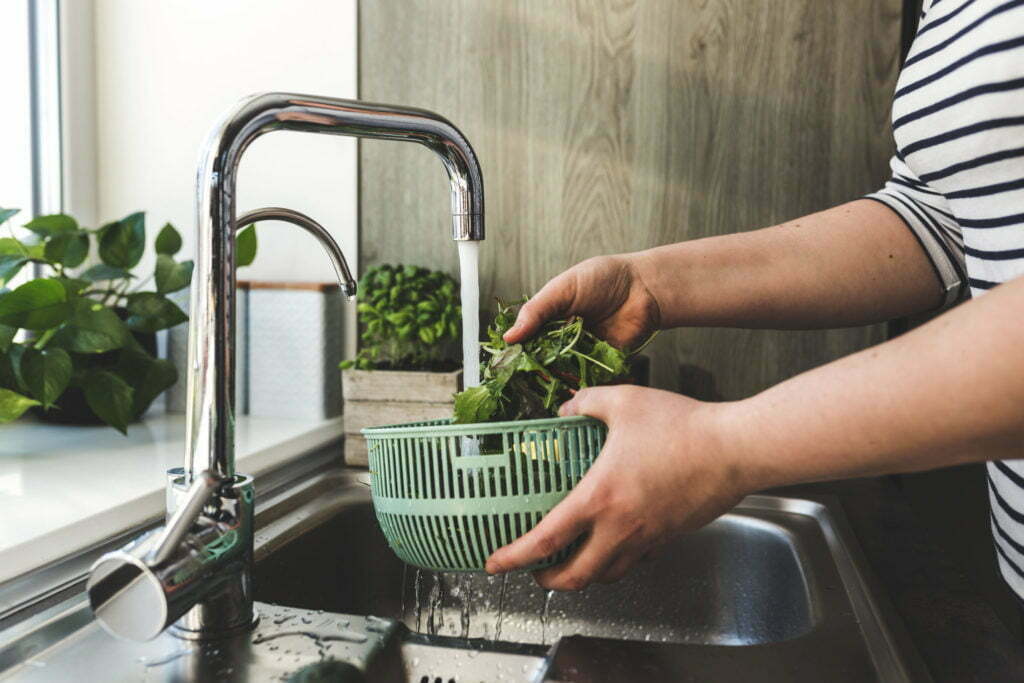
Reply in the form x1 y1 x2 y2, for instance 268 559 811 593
359 0 903 399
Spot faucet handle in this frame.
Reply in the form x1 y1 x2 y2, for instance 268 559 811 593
87 473 255 641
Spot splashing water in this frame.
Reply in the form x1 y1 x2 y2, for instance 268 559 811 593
540 589 555 644
400 564 408 621
494 574 510 641
414 569 424 632
458 574 472 639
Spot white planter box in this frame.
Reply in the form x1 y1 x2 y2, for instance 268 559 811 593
341 368 461 466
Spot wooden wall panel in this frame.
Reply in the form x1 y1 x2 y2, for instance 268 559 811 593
359 0 903 399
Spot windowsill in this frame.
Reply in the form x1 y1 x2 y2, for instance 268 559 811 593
0 413 343 584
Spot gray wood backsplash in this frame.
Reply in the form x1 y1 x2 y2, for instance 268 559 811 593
359 0 902 399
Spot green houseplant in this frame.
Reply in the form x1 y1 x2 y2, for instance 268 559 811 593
339 263 462 465
340 263 461 371
0 207 257 433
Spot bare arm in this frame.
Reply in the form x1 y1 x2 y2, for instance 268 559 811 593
507 199 944 347
487 276 1024 590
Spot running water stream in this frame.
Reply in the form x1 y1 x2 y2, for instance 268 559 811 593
457 241 480 390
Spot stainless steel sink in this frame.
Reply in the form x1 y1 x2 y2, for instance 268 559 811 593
0 467 929 682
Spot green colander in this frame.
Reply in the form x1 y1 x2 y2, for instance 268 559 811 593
362 415 606 572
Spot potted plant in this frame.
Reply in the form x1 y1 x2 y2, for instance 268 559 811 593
0 207 256 433
339 263 462 465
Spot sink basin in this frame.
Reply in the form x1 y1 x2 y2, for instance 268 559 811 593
0 467 929 682
256 494 819 646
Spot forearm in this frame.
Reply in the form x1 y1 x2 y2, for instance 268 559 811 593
728 275 1024 491
633 199 943 330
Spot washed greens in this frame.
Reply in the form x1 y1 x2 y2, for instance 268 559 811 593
453 299 645 424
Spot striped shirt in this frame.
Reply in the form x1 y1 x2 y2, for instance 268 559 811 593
865 0 1024 600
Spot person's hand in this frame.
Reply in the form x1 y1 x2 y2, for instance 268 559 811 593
484 385 750 590
504 254 661 349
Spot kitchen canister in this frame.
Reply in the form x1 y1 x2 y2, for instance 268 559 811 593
245 281 344 420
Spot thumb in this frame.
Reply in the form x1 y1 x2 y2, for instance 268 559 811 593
504 275 577 343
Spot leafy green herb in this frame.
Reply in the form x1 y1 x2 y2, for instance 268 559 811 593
453 299 643 424
0 208 257 431
340 263 461 371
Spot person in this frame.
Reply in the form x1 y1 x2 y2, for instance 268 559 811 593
484 0 1024 597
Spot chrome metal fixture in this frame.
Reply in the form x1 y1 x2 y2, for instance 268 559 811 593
86 93 485 642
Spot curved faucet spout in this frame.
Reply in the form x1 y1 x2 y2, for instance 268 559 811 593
235 207 357 297
188 93 486 484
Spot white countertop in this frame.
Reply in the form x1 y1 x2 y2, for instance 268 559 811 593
0 413 343 583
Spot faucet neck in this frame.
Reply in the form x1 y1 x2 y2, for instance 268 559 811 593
187 93 485 481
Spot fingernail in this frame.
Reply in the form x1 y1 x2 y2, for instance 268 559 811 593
485 560 503 574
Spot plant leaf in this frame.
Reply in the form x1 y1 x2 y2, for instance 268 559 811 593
0 208 20 226
20 347 71 408
0 388 40 423
0 238 24 256
453 385 498 424
98 212 145 269
80 263 133 282
0 279 69 330
155 222 182 256
57 277 90 297
0 324 15 353
154 255 193 294
24 214 77 237
124 292 188 332
115 348 177 418
44 231 90 267
83 370 134 434
56 298 128 353
236 224 257 267
0 254 28 285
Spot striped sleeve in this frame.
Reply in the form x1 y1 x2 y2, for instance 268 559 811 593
865 155 967 309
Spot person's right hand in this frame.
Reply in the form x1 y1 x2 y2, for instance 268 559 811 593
503 254 661 349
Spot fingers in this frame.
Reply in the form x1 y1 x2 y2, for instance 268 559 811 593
596 552 640 584
503 273 577 343
559 385 630 422
485 488 591 574
531 526 620 591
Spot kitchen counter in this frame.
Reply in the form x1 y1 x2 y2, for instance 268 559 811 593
0 413 344 584
777 477 1024 683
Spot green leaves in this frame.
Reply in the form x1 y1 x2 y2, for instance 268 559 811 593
0 208 20 226
83 370 134 434
155 223 182 256
115 348 177 418
99 211 145 269
0 208 200 433
44 231 89 267
0 388 39 424
80 264 132 282
57 298 128 353
154 254 193 294
0 279 69 330
236 224 257 267
343 263 461 371
0 254 28 285
452 300 633 424
453 385 498 424
19 347 72 408
24 214 77 237
124 292 188 332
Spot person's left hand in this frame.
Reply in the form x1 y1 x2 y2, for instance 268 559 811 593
484 385 751 590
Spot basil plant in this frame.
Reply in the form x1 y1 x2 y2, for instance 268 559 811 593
0 208 256 432
341 263 461 371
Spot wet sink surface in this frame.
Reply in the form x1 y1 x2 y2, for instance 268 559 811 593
257 499 820 647
1 469 928 682
251 471 929 681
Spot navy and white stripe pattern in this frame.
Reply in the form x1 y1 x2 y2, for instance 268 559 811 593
866 0 1024 598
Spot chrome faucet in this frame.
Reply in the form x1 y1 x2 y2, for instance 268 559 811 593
86 93 485 642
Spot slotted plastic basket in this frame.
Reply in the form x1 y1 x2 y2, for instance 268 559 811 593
362 415 606 572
